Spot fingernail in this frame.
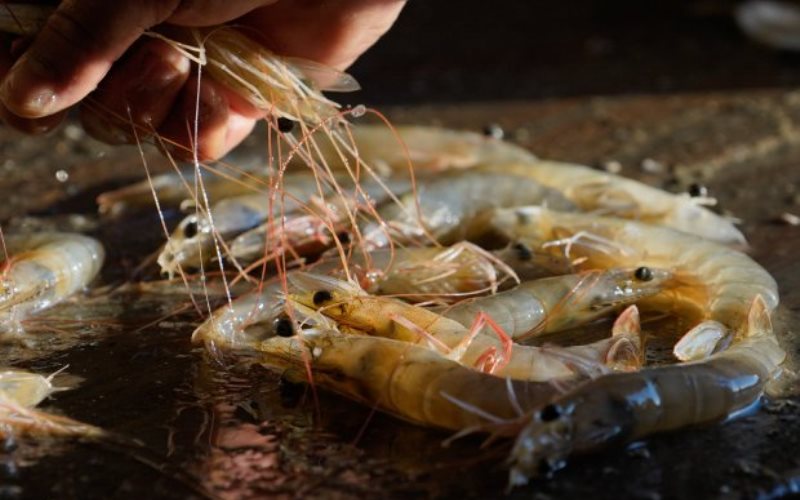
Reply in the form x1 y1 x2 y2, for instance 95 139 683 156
1 65 57 118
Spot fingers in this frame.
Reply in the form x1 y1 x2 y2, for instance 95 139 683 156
167 0 279 26
79 38 191 144
243 0 407 70
0 0 183 118
157 75 259 161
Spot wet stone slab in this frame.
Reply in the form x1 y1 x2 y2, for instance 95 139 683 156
0 90 799 499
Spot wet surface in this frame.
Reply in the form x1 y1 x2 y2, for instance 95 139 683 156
0 88 799 498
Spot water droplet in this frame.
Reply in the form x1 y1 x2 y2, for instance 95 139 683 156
55 169 69 182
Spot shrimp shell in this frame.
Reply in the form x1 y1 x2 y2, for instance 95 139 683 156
362 171 575 247
437 267 673 340
0 232 104 320
256 332 566 430
478 161 746 245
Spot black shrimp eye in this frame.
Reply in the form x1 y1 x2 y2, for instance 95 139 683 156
512 242 533 261
273 317 294 337
688 183 708 198
336 231 351 244
313 290 333 306
277 117 295 133
540 404 561 422
183 221 198 239
634 266 654 282
482 123 504 139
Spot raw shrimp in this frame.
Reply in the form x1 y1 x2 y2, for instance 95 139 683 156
192 283 286 356
157 173 327 276
0 368 102 437
0 232 105 327
288 124 537 176
288 273 643 381
489 207 778 337
437 267 673 340
345 242 519 302
97 163 269 216
361 171 575 248
477 161 746 245
508 295 785 485
253 330 567 430
228 177 413 264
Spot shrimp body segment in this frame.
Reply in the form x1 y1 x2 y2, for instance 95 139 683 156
293 124 537 175
438 267 673 340
362 171 575 247
477 161 746 245
0 233 104 321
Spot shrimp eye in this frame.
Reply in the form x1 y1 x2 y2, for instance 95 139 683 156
183 221 198 238
273 317 294 337
277 118 295 133
688 183 708 198
482 123 504 139
539 404 561 422
313 290 333 306
634 266 654 282
512 242 533 261
336 231 351 244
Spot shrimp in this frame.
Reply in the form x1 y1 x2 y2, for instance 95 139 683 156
0 368 103 438
287 273 643 381
477 161 746 245
252 330 567 430
287 124 537 176
507 295 785 486
96 163 268 216
361 171 575 248
228 177 413 264
192 283 286 358
436 267 673 340
488 207 778 337
345 242 519 302
0 232 105 329
157 173 326 276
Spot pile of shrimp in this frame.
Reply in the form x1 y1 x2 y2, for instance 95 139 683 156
0 10 789 489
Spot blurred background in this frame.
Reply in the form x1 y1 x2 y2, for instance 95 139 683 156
344 0 800 104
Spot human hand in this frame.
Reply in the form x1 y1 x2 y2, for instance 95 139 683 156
0 0 406 159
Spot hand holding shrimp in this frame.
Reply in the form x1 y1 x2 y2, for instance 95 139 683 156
0 1 406 158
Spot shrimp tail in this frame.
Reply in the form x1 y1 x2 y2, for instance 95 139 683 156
605 305 645 371
672 320 728 361
746 294 772 337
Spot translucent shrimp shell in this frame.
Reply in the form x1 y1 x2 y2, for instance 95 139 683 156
490 207 778 331
0 232 104 317
479 161 746 245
